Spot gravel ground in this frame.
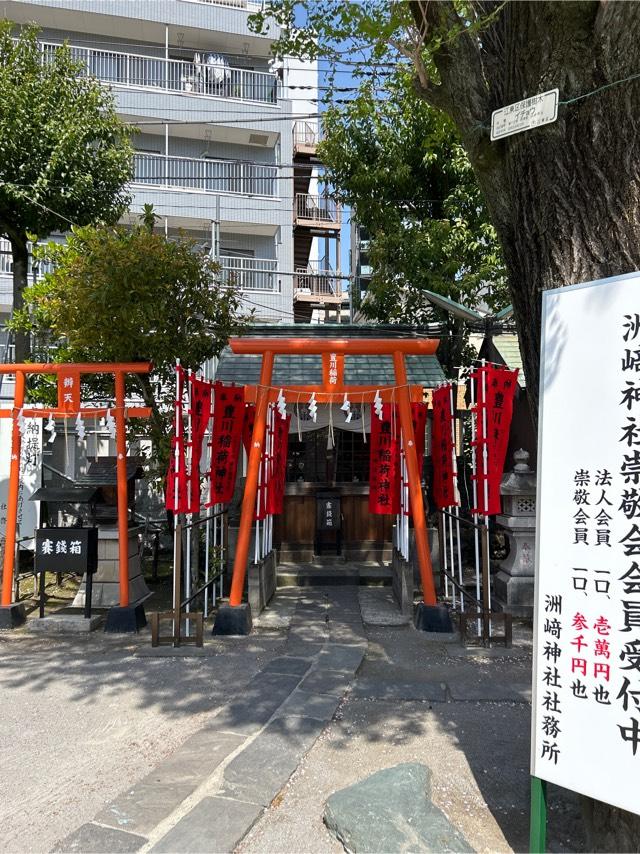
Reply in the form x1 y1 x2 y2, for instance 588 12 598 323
0 632 286 854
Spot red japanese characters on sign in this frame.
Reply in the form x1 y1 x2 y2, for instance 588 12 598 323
207 383 245 506
432 386 457 510
369 403 400 515
57 369 81 413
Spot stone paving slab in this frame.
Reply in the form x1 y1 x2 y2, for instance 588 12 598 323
207 673 302 735
222 716 324 807
260 656 314 677
53 822 147 853
95 731 244 835
316 643 366 674
351 677 448 702
274 688 342 722
447 679 531 702
299 668 352 697
151 797 263 854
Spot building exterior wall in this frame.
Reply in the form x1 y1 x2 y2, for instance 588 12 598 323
1 0 316 327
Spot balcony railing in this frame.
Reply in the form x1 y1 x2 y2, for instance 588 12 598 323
295 193 341 227
184 0 262 8
294 262 342 299
39 40 279 105
133 152 278 197
293 121 319 149
219 256 279 292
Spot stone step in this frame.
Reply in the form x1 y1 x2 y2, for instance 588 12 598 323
277 564 392 588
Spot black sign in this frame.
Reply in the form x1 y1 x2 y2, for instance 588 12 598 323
35 528 98 576
317 495 341 531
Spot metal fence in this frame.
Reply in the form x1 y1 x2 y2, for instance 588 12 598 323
133 152 278 196
219 256 278 291
39 40 278 104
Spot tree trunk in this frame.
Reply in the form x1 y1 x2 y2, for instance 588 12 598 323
413 1 640 433
10 233 30 363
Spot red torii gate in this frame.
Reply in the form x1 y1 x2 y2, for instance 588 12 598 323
0 362 151 628
215 336 442 634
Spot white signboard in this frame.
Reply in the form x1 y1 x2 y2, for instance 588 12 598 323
0 418 41 544
491 89 558 141
532 272 640 816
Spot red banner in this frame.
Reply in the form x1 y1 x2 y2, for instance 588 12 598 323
165 437 189 513
188 376 212 512
207 383 245 506
58 369 81 413
473 365 519 515
431 386 457 509
242 404 256 456
266 414 291 516
369 403 400 515
411 402 428 473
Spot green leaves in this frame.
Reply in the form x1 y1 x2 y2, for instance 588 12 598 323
317 69 507 370
0 21 133 241
10 219 250 476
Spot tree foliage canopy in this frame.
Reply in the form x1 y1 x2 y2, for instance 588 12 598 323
253 1 640 423
319 70 507 328
10 218 250 474
0 20 134 359
0 21 133 240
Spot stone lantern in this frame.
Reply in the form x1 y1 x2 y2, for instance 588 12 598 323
495 449 537 617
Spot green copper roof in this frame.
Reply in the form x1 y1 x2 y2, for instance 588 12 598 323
215 326 446 388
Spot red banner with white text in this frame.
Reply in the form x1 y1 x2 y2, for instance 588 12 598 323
266 414 291 516
207 383 245 506
369 403 400 515
188 375 212 512
473 365 519 515
431 386 457 509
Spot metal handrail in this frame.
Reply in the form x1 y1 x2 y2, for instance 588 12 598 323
133 152 278 197
38 39 279 105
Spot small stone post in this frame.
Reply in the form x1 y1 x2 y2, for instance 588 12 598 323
495 449 537 617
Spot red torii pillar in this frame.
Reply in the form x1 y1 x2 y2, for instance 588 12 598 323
214 337 444 635
0 362 151 629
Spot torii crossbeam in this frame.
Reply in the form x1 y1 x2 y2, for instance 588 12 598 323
0 362 151 628
223 337 440 626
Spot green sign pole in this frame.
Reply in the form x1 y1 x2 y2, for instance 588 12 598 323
529 776 547 853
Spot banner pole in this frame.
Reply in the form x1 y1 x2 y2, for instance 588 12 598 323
529 776 547 853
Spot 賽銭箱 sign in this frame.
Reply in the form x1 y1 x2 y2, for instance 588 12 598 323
491 89 558 141
532 271 640 817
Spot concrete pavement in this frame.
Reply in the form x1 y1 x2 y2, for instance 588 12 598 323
1 587 586 853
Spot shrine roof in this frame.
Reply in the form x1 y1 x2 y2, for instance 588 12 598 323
215 326 445 388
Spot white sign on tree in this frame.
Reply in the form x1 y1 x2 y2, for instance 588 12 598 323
491 89 559 141
532 271 640 816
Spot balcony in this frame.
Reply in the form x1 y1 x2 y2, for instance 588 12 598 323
0 239 54 298
133 152 278 197
294 262 344 304
294 194 341 230
293 121 319 155
39 41 279 105
219 256 279 292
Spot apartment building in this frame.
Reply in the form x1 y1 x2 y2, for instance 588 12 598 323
1 0 342 327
